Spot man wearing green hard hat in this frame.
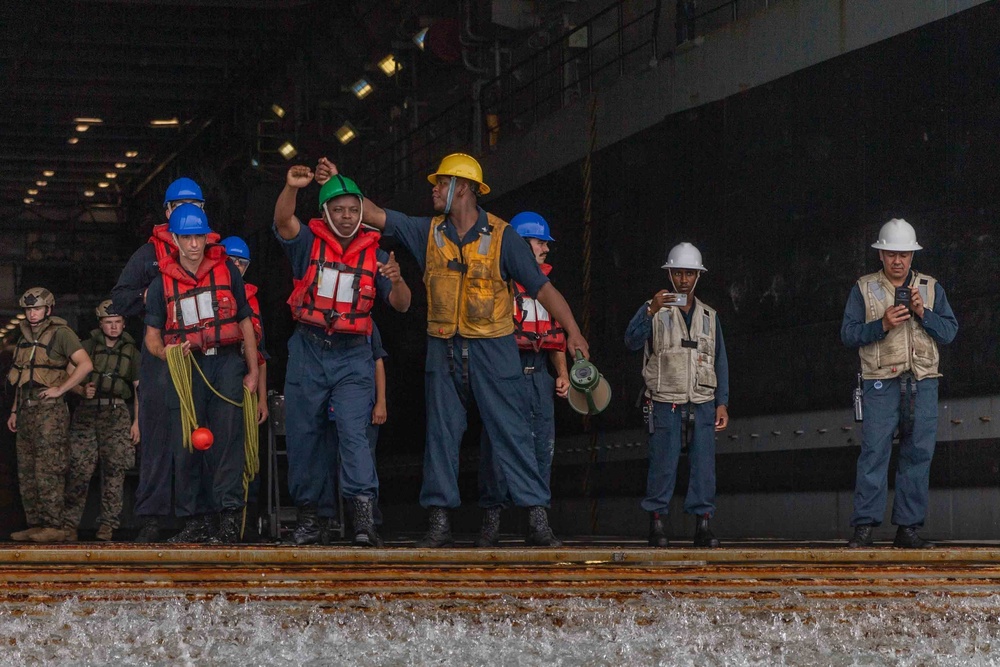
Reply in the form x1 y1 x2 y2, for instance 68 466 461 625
273 164 411 548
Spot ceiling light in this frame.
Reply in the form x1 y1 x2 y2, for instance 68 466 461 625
336 122 357 145
115 162 127 169
278 141 298 160
76 124 90 132
98 182 109 188
27 189 38 195
377 54 400 77
149 118 179 127
106 172 117 179
351 78 374 100
413 27 429 51
23 198 34 204
7 318 16 325
42 170 55 177
67 137 79 144
16 314 25 320
270 104 286 118
36 180 47 187
125 151 138 158
73 117 103 124
84 190 95 197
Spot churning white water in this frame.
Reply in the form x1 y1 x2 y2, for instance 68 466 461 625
0 592 998 666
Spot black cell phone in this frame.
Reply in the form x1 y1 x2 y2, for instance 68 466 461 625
893 286 911 311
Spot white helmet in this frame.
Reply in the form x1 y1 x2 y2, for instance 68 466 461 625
661 242 707 272
871 218 922 252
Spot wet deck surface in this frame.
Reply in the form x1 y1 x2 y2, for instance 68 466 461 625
3 538 1000 602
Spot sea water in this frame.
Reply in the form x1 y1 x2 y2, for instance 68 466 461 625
0 592 998 666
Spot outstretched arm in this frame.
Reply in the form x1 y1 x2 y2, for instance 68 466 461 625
535 283 589 360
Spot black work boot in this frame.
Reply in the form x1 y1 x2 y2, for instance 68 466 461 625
648 512 669 548
847 525 874 548
415 507 454 548
134 516 160 543
693 514 720 548
475 507 502 548
352 496 383 547
168 516 210 544
212 510 240 544
318 516 334 546
525 506 563 547
893 525 934 549
292 505 320 545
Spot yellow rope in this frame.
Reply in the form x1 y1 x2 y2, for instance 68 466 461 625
165 345 260 538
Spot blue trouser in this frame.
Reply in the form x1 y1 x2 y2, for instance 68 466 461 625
171 348 247 517
642 400 717 516
421 334 549 509
133 346 174 517
284 329 376 506
321 422 382 524
851 375 938 528
478 349 556 507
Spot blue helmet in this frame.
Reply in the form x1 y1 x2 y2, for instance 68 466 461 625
221 236 251 261
511 211 555 242
168 203 213 235
163 177 204 207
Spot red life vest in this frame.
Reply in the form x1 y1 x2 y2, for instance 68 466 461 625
287 218 380 336
159 244 244 351
245 282 265 367
149 223 221 264
513 264 566 352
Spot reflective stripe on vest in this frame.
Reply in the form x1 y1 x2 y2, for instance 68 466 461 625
286 219 378 336
424 212 514 339
642 300 718 404
513 264 565 352
857 270 940 381
160 245 243 351
7 317 71 389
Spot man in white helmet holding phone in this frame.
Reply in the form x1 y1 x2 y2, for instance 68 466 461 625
841 218 957 549
625 242 729 548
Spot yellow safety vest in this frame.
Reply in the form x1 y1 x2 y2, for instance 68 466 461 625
424 213 515 338
642 300 718 404
857 270 940 380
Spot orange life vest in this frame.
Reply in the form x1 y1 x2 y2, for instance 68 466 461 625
245 282 265 366
149 223 221 263
287 218 380 336
513 264 566 352
159 245 244 351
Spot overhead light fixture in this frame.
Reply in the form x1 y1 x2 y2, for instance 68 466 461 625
27 189 38 195
23 198 34 204
76 124 90 132
336 122 357 145
83 190 95 197
351 78 374 100
150 118 179 127
7 318 16 325
125 150 138 158
106 172 117 179
270 104 286 118
74 117 103 124
36 180 47 187
278 141 298 160
42 170 55 177
98 182 109 188
115 162 127 169
67 137 79 144
377 54 400 77
16 314 25 320
413 27 429 51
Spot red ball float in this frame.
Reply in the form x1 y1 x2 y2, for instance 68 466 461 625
191 427 214 450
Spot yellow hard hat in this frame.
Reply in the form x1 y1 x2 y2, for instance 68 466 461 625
426 153 490 195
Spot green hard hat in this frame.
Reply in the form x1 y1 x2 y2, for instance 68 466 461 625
319 174 364 209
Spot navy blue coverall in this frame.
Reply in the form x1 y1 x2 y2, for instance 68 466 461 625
383 208 551 510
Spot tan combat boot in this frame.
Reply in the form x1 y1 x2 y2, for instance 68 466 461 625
10 527 41 541
62 528 78 542
29 527 67 543
95 525 113 541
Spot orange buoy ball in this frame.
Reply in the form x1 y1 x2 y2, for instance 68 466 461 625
191 427 214 450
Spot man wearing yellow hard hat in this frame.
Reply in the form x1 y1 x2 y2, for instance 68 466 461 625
316 153 589 548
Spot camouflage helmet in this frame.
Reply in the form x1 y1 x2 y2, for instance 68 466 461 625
95 299 120 319
19 287 55 308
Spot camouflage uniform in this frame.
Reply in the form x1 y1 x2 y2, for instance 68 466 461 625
63 330 140 532
8 316 83 531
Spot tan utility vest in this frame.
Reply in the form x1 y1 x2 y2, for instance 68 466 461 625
7 317 71 389
424 213 515 339
857 270 940 380
642 300 718 404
